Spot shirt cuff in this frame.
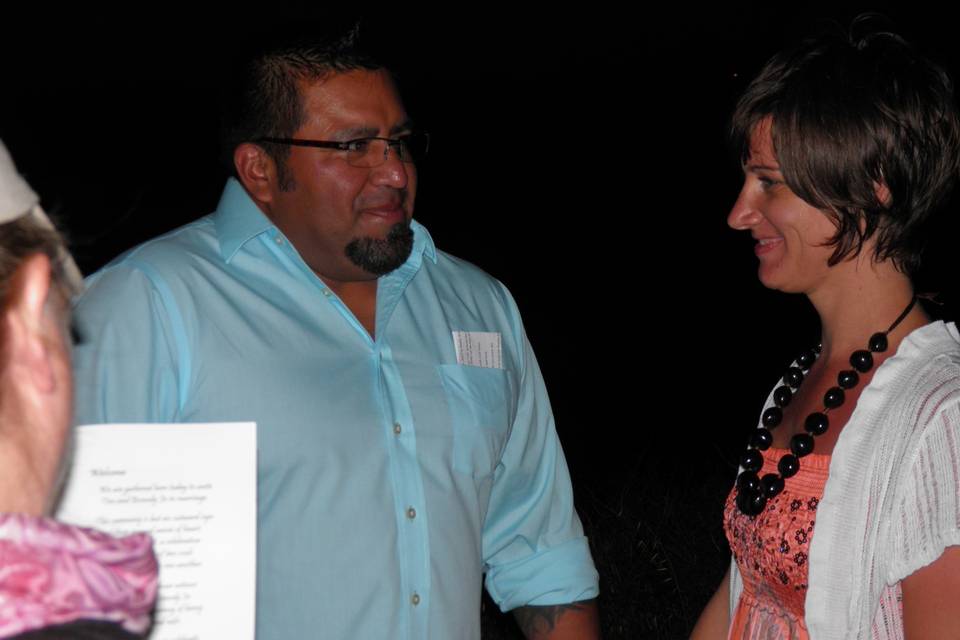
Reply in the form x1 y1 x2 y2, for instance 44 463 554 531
485 536 599 611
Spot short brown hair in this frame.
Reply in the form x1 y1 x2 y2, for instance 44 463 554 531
731 20 960 275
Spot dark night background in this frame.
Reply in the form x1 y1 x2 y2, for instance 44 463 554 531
2 6 959 638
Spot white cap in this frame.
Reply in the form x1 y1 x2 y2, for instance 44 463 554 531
0 139 84 291
0 138 42 224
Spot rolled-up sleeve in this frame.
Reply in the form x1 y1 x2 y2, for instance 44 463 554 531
481 288 598 611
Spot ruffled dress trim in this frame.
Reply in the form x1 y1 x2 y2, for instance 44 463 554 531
0 513 157 638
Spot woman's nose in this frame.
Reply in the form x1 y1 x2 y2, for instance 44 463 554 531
727 185 762 230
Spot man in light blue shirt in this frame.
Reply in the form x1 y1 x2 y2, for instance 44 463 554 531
73 33 599 639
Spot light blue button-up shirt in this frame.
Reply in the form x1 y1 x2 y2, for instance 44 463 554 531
72 179 598 640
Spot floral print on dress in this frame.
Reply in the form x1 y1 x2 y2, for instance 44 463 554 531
724 446 831 639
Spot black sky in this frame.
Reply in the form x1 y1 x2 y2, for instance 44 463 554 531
2 5 958 476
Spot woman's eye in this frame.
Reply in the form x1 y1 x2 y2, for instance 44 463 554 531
758 176 780 190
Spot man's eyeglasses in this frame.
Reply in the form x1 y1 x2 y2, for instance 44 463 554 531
257 133 430 168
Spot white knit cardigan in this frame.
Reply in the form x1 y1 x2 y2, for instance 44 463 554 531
728 321 960 639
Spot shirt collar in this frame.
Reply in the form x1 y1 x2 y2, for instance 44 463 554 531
214 178 275 263
409 219 438 265
213 177 438 266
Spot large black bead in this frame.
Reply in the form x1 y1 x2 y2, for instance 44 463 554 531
736 489 767 516
838 370 859 389
761 473 785 498
762 407 783 428
804 412 829 436
851 350 874 373
778 454 800 478
824 386 845 408
773 386 793 408
736 471 761 493
790 433 815 458
741 449 763 472
797 350 817 369
783 367 805 388
750 428 773 450
869 332 888 353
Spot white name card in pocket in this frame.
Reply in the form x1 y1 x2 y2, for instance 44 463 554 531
452 331 503 369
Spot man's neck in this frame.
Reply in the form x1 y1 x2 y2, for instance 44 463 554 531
323 278 379 338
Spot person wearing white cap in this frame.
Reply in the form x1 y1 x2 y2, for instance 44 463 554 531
0 139 158 639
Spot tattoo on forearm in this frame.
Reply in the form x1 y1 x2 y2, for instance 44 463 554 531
514 601 590 637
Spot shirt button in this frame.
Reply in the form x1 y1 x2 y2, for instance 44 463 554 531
406 507 417 520
274 236 284 246
393 422 402 435
411 593 421 606
321 289 332 297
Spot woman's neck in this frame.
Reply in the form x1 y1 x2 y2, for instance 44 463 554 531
808 256 928 362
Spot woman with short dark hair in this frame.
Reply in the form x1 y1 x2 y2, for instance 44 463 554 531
692 21 960 640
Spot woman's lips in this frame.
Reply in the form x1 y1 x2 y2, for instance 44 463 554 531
754 237 783 256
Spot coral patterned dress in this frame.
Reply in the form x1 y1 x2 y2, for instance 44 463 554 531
724 447 829 639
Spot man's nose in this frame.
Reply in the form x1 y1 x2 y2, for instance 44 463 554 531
371 143 410 188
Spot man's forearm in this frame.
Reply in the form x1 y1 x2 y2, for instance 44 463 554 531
513 599 600 639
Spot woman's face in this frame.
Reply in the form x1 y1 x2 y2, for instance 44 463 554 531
727 118 840 295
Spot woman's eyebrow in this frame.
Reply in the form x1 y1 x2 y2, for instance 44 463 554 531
745 163 781 172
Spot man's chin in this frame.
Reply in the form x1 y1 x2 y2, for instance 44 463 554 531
345 221 415 276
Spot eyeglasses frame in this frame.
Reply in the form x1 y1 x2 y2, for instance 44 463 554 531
255 133 429 166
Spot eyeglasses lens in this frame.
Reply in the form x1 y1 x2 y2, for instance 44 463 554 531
347 134 429 168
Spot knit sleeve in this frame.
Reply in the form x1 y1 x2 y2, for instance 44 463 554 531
887 387 960 584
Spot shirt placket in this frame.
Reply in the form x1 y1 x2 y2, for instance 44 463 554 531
373 262 432 640
265 229 432 639
377 341 431 640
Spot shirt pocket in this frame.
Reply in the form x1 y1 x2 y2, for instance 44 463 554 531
437 364 513 477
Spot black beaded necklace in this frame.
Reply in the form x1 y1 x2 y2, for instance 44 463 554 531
734 296 918 516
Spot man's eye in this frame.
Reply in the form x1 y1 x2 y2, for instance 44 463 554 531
345 139 371 153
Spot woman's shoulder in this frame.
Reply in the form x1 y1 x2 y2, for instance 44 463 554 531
903 320 960 362
865 321 960 418
873 322 960 502
835 321 960 495
831 323 960 585
891 320 960 373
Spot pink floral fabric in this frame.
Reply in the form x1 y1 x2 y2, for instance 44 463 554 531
724 447 829 639
0 513 157 638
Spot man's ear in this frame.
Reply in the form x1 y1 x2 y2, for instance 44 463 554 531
234 143 278 205
4 253 57 394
